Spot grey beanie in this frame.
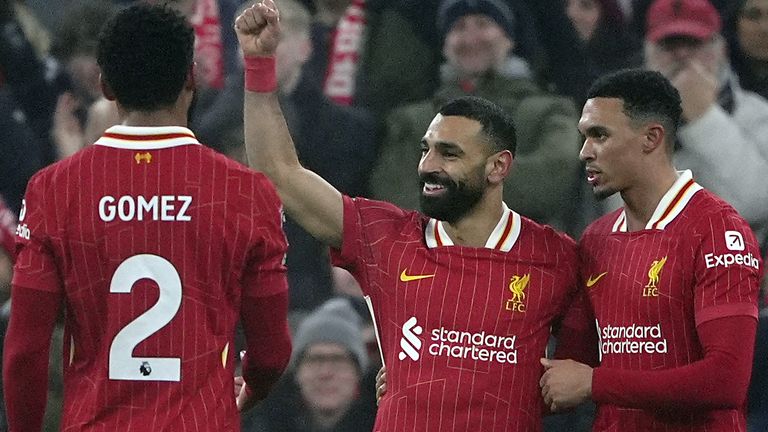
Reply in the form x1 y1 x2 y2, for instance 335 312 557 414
290 297 369 372
437 0 516 41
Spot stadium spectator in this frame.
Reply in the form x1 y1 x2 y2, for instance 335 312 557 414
643 0 768 249
370 0 582 234
245 298 376 431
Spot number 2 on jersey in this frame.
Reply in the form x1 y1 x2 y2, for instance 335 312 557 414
108 254 182 382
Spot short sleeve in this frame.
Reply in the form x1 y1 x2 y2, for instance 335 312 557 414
12 175 63 293
330 195 364 270
693 210 762 326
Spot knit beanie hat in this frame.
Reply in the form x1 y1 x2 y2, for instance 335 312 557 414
290 297 369 372
437 0 516 41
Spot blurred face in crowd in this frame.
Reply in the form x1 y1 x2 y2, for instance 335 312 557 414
739 0 768 60
443 14 514 78
567 0 601 41
645 35 724 79
418 115 492 223
68 54 102 104
296 342 360 416
578 98 650 200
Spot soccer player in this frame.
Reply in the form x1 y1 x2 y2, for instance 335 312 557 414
3 4 292 431
539 69 762 431
235 2 595 431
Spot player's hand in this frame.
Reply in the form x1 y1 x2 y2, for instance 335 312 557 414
375 366 387 405
234 376 256 412
671 60 718 122
539 358 592 412
234 0 280 57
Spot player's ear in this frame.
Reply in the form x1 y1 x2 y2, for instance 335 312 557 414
641 123 665 154
487 150 512 184
100 74 116 101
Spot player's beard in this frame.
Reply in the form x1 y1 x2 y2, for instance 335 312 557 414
419 170 485 224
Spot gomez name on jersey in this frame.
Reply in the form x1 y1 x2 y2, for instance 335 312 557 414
98 195 193 222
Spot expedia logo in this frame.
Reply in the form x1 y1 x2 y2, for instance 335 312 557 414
705 252 760 270
18 199 26 222
725 231 745 251
398 317 423 361
15 199 30 240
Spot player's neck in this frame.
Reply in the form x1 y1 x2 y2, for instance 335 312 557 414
120 110 188 128
117 100 189 128
621 165 678 231
443 196 505 248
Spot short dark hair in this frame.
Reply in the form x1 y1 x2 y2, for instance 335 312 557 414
437 96 517 156
587 69 682 149
97 4 194 111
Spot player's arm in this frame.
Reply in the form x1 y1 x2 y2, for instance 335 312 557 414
3 285 61 431
236 182 292 411
237 291 291 411
552 286 599 367
235 1 343 248
541 316 756 412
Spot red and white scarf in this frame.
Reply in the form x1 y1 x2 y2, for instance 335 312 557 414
323 0 367 105
190 0 224 89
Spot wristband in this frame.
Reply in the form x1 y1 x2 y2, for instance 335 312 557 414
244 56 277 93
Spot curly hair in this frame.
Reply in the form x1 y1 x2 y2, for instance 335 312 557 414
587 69 682 151
97 3 194 111
437 96 517 156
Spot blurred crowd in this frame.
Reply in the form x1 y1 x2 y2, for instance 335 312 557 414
0 0 766 430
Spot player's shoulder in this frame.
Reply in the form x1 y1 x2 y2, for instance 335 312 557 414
25 146 99 191
519 215 577 252
582 208 622 238
684 188 754 233
349 196 420 222
347 196 426 236
202 147 278 190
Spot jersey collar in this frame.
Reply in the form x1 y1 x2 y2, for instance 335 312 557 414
425 203 522 251
94 125 201 150
612 169 703 232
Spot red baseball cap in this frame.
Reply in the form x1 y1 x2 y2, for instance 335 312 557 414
646 0 721 43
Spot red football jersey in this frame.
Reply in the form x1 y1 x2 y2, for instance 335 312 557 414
580 170 762 432
333 196 584 432
12 126 288 431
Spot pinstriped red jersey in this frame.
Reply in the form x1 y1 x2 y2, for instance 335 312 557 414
12 126 288 431
580 170 762 432
332 196 585 432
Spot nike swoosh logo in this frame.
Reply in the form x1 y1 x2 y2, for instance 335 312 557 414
400 269 435 282
586 272 608 288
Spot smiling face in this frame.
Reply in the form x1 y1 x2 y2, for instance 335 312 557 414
578 97 649 200
442 14 514 77
417 114 494 223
